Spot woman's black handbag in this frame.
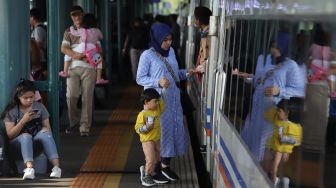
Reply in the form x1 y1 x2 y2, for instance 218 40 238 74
180 80 195 114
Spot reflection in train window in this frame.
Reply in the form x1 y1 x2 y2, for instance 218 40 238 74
218 17 336 187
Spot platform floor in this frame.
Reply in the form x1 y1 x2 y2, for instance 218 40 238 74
0 83 199 188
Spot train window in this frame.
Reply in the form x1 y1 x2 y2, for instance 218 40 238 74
217 16 336 186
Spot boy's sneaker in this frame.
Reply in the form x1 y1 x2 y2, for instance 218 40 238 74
282 177 290 188
50 166 62 178
274 177 280 188
80 132 90 137
139 165 145 181
161 167 179 181
152 173 170 184
141 175 156 186
22 167 35 180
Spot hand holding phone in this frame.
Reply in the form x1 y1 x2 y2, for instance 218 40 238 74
22 110 37 123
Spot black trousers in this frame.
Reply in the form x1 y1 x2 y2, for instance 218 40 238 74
161 157 171 166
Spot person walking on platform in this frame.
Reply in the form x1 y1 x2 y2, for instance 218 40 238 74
59 13 109 85
61 6 95 136
122 17 149 80
30 8 47 80
135 88 169 186
136 23 195 181
1 80 61 180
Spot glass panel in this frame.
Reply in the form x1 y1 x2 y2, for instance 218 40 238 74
219 16 336 186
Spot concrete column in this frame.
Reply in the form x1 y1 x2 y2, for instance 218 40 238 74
46 0 72 146
99 0 112 82
0 0 30 113
117 0 122 78
46 0 60 146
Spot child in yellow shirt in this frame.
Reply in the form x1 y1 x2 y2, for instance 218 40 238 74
135 88 169 186
263 99 302 187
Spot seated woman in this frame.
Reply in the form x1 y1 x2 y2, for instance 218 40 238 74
0 80 61 180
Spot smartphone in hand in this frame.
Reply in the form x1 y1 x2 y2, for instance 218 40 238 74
31 109 38 114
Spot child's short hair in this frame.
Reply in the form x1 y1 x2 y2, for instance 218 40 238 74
140 88 160 105
276 99 290 114
194 6 212 25
277 98 304 124
82 14 97 29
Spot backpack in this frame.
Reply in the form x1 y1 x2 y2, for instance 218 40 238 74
33 24 48 63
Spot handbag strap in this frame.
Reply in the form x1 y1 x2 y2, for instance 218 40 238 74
84 29 101 53
262 63 282 85
150 48 179 84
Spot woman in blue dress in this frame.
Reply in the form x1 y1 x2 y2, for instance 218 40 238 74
239 32 306 162
136 23 194 181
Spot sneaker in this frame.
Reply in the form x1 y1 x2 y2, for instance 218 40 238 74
50 166 62 178
96 79 109 85
141 175 156 186
65 126 75 134
22 167 35 180
274 177 280 188
282 177 290 188
139 165 145 181
152 173 170 184
161 167 179 181
59 71 69 78
80 132 90 137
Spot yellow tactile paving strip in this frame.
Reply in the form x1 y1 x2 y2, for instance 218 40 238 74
80 124 129 171
102 174 122 188
70 85 141 188
70 173 107 188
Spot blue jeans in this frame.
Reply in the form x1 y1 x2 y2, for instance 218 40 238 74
10 129 59 163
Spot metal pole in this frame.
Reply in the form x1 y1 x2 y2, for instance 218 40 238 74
205 0 219 173
140 0 144 18
117 0 122 79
